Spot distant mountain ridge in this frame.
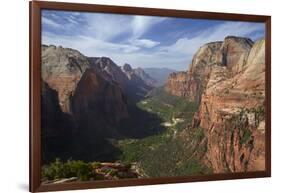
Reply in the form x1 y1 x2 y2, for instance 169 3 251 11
131 67 157 87
88 57 155 101
143 67 177 86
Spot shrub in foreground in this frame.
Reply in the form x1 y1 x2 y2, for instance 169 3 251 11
42 159 93 181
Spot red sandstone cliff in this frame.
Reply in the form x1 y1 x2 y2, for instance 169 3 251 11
197 39 265 173
166 37 265 173
41 45 152 139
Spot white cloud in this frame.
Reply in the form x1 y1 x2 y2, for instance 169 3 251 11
82 13 164 49
83 13 131 41
130 39 160 48
43 12 164 49
42 16 60 28
42 12 264 71
42 32 186 70
159 21 265 58
131 16 165 38
42 34 140 56
67 17 79 25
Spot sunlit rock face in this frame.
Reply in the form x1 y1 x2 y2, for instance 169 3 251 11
41 45 155 145
41 45 90 114
165 41 223 103
41 46 130 134
166 37 265 173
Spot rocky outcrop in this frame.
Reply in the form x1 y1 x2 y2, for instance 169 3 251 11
88 57 128 89
88 58 155 101
71 68 129 137
41 45 129 139
42 162 144 184
122 63 154 100
165 41 223 102
165 36 254 103
41 45 155 129
92 162 144 180
41 46 130 163
165 36 265 173
218 36 253 74
41 45 155 163
41 81 64 135
42 45 90 113
133 67 157 87
165 71 203 102
41 81 76 163
189 38 265 173
41 81 75 136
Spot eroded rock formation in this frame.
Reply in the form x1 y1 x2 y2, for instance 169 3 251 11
41 45 155 163
165 41 223 102
197 39 265 173
165 37 254 103
42 45 90 113
166 37 266 173
122 63 154 100
71 68 129 137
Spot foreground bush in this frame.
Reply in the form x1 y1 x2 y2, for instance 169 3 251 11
42 159 93 181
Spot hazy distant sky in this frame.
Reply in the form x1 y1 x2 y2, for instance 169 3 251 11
42 10 265 71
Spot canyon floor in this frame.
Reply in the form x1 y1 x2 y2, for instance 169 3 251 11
42 87 211 183
117 87 211 178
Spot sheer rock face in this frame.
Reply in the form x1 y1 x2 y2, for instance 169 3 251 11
88 57 128 89
41 81 76 163
133 67 157 87
42 45 90 114
41 45 130 135
165 41 223 103
192 38 265 173
164 71 202 102
219 36 253 74
41 45 153 139
71 68 129 137
166 36 265 173
236 39 265 91
41 81 69 136
88 58 155 101
122 63 154 100
165 36 254 103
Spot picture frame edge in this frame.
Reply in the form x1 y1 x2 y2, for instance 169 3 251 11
29 1 272 192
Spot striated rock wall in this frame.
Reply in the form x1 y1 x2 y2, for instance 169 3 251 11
41 45 155 162
42 45 90 114
165 36 254 103
165 71 202 102
218 36 253 74
165 41 223 103
166 37 265 173
41 46 130 163
191 38 266 173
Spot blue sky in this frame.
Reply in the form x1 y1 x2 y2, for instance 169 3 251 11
42 10 265 70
